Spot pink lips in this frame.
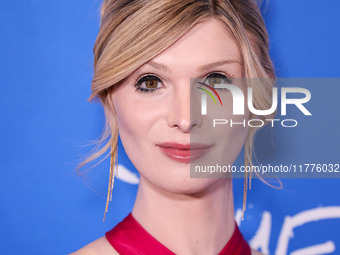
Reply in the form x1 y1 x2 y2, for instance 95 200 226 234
156 142 213 163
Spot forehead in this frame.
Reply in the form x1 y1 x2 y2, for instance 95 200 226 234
151 18 242 69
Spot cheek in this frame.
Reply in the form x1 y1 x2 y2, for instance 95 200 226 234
114 101 141 139
112 88 157 136
222 86 250 153
111 90 166 171
196 88 249 167
111 91 146 165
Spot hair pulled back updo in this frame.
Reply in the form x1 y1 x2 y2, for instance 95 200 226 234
79 0 275 220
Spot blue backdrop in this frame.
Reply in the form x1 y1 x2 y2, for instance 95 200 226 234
1 1 339 254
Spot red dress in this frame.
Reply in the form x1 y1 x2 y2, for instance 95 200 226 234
105 213 251 255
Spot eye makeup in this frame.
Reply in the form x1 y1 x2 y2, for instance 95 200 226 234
205 72 235 86
133 74 163 94
133 71 235 94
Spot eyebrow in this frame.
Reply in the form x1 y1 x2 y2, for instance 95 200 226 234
147 61 170 73
196 59 242 72
146 59 242 73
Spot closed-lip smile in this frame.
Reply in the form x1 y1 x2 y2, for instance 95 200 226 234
156 142 213 163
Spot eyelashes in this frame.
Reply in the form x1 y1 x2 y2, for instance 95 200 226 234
133 72 235 94
134 75 162 94
205 72 234 87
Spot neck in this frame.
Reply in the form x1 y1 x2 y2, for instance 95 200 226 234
132 177 235 255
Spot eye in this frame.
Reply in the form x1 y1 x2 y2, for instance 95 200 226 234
134 75 163 93
206 72 234 87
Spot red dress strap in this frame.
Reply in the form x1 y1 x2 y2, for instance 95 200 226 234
105 213 251 255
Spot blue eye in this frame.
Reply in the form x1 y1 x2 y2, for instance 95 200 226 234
134 75 162 93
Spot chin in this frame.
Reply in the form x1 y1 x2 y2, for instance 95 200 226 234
159 176 224 196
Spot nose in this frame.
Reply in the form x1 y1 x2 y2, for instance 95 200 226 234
166 80 202 132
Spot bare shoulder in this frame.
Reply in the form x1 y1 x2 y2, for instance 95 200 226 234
251 248 265 255
69 236 119 255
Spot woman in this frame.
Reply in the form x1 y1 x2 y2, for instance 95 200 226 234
72 0 274 254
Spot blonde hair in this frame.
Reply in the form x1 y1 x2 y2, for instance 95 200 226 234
78 0 275 221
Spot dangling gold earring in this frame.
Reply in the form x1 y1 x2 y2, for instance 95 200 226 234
242 135 253 221
242 166 248 220
103 127 118 222
242 169 251 220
